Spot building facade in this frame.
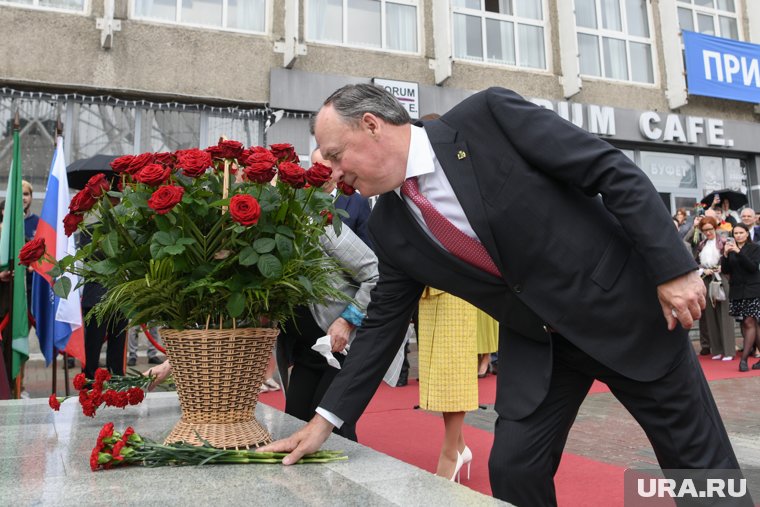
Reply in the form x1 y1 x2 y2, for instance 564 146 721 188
1 0 759 215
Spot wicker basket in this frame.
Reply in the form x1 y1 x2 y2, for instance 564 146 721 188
162 327 280 449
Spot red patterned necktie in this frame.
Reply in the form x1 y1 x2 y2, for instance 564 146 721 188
401 177 501 277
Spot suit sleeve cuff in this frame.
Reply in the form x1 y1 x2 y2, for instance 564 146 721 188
315 407 344 428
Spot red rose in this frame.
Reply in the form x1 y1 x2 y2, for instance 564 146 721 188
110 155 134 174
73 373 87 391
134 163 171 186
153 151 176 168
229 194 261 226
320 209 333 225
147 185 184 215
18 238 46 266
305 162 333 187
176 148 212 177
270 143 298 163
85 173 110 198
126 387 144 406
206 140 244 160
337 181 356 195
63 213 84 237
126 152 154 175
69 188 98 213
48 394 61 411
278 161 306 188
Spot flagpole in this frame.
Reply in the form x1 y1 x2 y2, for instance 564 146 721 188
4 112 21 398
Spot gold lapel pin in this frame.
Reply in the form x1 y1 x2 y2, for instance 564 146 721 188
457 150 467 160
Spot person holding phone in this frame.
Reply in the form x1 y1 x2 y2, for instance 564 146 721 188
696 217 734 361
721 223 760 371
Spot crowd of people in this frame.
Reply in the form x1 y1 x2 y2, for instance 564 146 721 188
679 203 760 372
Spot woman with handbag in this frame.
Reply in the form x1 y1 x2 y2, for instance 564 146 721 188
721 222 760 372
695 217 735 361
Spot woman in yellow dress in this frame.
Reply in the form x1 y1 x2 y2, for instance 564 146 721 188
477 310 499 377
417 287 479 481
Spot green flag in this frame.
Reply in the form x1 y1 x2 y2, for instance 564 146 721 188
0 128 29 379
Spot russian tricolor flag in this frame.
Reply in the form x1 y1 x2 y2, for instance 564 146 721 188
31 137 85 366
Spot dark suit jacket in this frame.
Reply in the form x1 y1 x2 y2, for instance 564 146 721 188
721 241 760 300
320 87 697 423
335 193 373 249
750 226 760 243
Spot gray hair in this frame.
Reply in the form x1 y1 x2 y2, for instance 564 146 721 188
322 84 411 127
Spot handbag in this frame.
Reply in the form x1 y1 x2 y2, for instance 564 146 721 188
709 275 726 304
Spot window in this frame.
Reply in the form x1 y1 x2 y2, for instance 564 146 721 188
0 0 85 11
575 0 654 83
451 0 547 69
132 0 266 33
676 0 739 40
699 156 747 194
307 0 418 53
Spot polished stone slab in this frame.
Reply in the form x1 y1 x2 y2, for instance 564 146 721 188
0 392 506 506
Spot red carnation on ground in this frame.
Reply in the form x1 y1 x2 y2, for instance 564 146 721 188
176 148 212 177
94 368 112 386
270 143 298 163
90 447 101 471
229 194 261 226
305 162 332 187
18 238 46 266
48 394 61 411
113 391 129 408
73 373 87 391
110 155 134 174
110 440 127 461
63 212 84 237
69 188 98 213
134 163 171 186
337 181 356 195
127 387 144 406
122 427 135 442
278 161 306 188
147 185 184 215
98 422 115 445
85 173 110 198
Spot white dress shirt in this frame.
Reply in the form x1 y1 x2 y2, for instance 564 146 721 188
316 124 481 429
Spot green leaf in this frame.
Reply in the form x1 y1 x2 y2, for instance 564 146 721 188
298 275 313 295
257 254 282 279
275 234 293 259
150 242 162 259
276 225 295 238
53 277 72 298
154 231 175 246
176 238 196 246
238 246 259 266
91 259 119 275
164 245 186 255
253 238 276 254
226 292 245 318
101 231 119 257
47 264 62 278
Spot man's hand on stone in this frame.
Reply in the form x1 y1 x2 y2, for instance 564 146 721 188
256 414 334 465
657 271 706 331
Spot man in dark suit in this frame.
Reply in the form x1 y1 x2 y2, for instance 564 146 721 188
311 148 373 249
261 85 746 505
740 208 760 243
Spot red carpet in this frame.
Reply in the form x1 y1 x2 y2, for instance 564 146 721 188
258 354 757 505
259 378 626 505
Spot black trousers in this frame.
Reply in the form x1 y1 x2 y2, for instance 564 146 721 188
83 309 127 379
489 333 749 507
282 307 357 442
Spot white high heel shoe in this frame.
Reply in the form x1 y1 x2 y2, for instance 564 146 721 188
460 446 472 481
450 451 465 482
